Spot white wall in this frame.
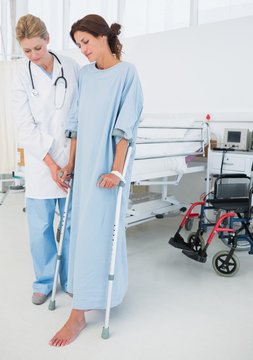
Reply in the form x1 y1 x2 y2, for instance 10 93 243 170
122 16 253 115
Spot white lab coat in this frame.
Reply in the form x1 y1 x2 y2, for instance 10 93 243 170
12 54 79 199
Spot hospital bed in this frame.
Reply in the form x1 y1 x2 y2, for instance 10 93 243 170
127 115 208 227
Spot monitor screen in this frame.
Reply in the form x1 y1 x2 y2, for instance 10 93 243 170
227 131 241 143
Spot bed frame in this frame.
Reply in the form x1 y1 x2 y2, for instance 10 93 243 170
126 116 209 227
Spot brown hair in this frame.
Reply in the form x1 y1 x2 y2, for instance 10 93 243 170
70 14 122 60
15 14 49 43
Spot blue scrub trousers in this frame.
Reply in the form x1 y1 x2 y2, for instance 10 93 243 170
26 197 71 295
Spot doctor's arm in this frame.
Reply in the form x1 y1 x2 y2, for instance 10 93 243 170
98 138 128 189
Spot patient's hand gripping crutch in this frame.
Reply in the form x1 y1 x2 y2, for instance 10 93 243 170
48 177 72 311
101 142 133 339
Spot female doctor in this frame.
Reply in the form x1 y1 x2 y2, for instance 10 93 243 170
12 14 79 305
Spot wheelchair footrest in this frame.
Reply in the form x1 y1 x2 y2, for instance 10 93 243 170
182 249 207 263
169 234 191 250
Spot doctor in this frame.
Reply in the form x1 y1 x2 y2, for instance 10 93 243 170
12 14 79 305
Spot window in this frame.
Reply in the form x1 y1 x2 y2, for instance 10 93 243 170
67 0 118 48
121 0 191 37
27 0 64 50
198 0 253 24
1 0 253 59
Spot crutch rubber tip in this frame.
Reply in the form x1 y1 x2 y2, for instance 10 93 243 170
101 327 110 339
48 300 56 311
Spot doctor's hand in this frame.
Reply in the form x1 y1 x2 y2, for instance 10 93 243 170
97 173 121 189
49 163 69 192
43 154 69 192
58 164 73 186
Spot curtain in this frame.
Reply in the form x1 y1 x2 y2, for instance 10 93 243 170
0 60 17 174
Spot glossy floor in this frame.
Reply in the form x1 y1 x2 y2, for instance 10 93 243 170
1 192 253 360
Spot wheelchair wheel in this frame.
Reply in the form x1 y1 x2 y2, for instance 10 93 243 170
185 218 194 231
187 232 205 252
212 251 240 277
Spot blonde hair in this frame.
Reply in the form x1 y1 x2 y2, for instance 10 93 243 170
15 14 49 43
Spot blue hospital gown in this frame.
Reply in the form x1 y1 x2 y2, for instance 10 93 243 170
66 62 143 309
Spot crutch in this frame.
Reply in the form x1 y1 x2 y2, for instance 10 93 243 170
102 142 133 339
48 177 72 311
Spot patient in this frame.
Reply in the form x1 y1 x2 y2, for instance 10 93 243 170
49 14 143 346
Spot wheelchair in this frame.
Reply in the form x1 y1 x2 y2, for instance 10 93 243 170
169 174 253 276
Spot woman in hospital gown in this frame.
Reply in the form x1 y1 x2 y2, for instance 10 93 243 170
49 14 143 346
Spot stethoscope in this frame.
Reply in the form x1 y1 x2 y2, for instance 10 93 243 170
29 51 67 109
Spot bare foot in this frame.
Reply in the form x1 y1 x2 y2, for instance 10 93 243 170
49 310 86 347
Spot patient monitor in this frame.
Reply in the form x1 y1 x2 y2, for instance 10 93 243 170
223 128 251 151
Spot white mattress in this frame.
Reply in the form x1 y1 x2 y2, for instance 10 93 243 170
132 156 187 182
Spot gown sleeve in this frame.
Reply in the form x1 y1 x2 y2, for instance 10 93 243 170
112 65 143 144
65 77 80 138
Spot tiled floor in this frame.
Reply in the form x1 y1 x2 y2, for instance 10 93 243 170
1 192 253 360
